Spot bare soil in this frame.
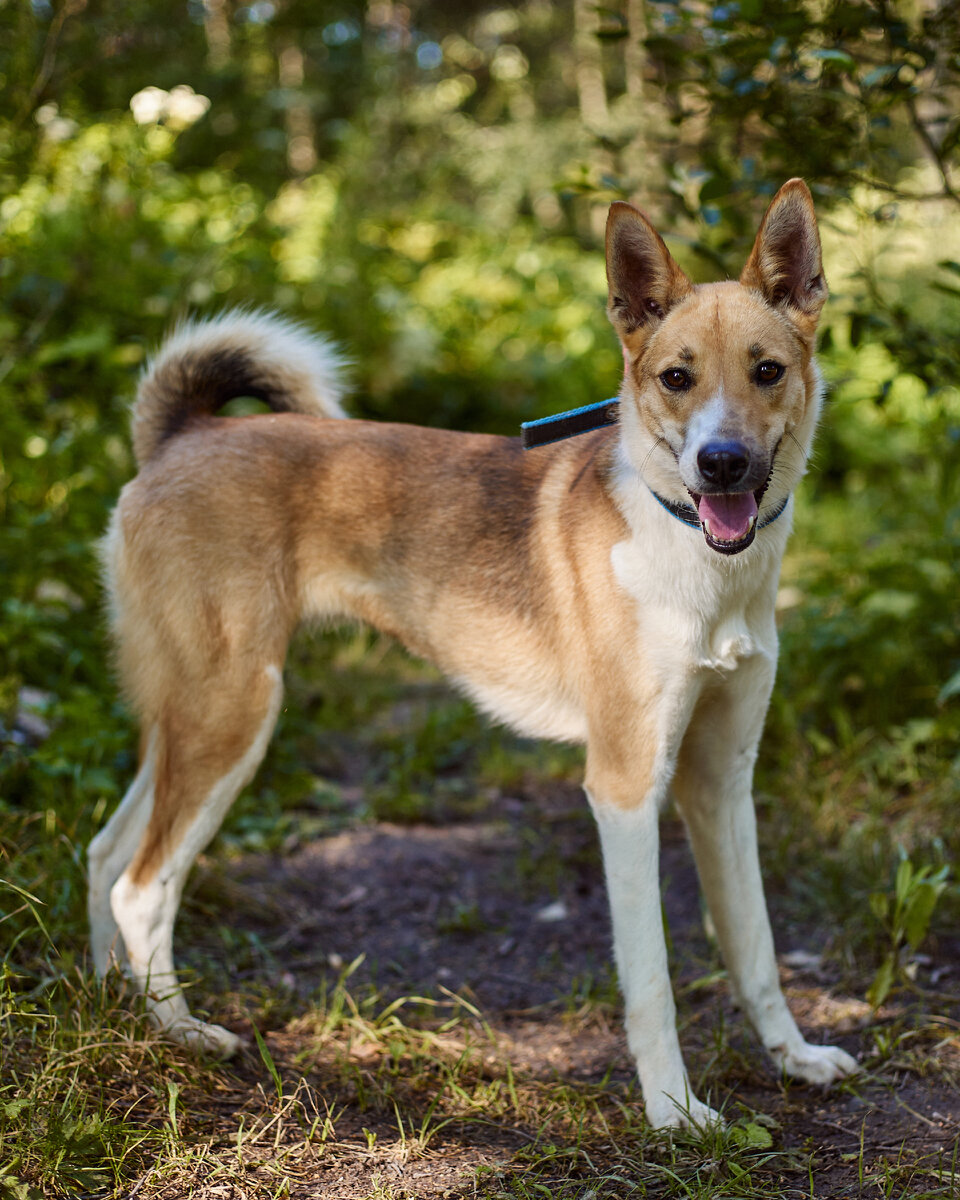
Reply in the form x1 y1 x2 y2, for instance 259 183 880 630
177 781 960 1198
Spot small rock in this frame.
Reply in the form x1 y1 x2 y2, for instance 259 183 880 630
781 949 822 970
335 884 368 911
535 900 568 923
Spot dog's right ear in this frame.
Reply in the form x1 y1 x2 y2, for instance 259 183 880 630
605 202 692 345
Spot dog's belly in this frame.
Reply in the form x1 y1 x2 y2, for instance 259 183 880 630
453 672 588 743
300 567 589 743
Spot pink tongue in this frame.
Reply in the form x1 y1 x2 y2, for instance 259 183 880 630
697 492 758 541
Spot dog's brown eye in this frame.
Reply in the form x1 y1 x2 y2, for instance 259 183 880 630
755 360 784 385
660 368 692 391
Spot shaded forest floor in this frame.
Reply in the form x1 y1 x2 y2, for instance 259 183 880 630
5 642 960 1199
111 716 960 1197
160 782 960 1195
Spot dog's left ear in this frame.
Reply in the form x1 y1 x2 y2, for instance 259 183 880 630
740 179 827 336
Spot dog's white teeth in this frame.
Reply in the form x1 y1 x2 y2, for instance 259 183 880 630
703 518 714 538
747 515 757 533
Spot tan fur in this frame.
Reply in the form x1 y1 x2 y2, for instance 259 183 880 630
94 180 858 1123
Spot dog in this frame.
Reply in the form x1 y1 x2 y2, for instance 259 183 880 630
89 178 857 1128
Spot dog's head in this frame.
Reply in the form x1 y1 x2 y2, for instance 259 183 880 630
606 179 826 556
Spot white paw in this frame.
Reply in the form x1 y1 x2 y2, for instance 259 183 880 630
770 1040 859 1085
646 1092 724 1131
162 1015 243 1058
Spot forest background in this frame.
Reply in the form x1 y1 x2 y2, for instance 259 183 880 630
1 0 959 1197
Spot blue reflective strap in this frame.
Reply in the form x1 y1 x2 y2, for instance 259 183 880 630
519 399 790 533
520 398 620 449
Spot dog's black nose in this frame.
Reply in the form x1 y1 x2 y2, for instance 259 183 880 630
697 441 750 489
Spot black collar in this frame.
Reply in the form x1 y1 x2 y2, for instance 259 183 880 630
520 398 619 449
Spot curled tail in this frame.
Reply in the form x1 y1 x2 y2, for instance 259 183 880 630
131 310 348 466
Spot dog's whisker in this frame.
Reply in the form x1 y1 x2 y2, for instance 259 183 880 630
639 435 668 476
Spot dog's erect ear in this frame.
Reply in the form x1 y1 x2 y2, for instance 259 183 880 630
740 179 827 333
605 202 692 343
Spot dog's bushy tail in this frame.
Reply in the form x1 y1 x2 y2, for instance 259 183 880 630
131 309 349 466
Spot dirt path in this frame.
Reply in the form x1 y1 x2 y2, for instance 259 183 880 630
170 781 960 1198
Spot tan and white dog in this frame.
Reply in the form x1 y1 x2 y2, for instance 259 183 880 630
90 178 857 1128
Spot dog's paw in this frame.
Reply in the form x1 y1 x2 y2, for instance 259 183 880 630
770 1041 859 1085
164 1015 243 1058
646 1093 724 1131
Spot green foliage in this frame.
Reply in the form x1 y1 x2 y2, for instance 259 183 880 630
1 1 959 1194
867 855 951 1008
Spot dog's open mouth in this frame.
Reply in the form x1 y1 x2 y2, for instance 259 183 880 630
688 489 762 555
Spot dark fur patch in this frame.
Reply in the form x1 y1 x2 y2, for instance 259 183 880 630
157 348 298 447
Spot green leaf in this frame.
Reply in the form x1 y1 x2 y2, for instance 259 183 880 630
0 1098 31 1120
938 668 960 705
35 328 112 366
253 1024 284 1104
867 954 896 1009
869 891 889 923
860 589 919 620
810 48 856 69
730 1120 774 1149
903 880 947 950
699 175 734 203
862 63 901 87
166 1079 180 1138
895 857 913 906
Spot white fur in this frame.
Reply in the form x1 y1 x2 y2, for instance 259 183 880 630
589 797 720 1129
677 387 728 488
455 671 588 744
107 665 283 1054
672 650 857 1084
582 428 857 1127
88 729 158 974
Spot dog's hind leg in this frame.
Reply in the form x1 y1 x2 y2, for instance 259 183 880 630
673 659 859 1086
109 662 284 1056
88 730 158 974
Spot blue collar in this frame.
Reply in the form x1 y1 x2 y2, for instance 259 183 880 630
650 489 790 532
520 397 789 533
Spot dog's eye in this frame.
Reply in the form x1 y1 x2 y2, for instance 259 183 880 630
755 360 785 386
660 368 692 391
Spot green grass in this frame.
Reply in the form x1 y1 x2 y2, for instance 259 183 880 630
3 618 960 1197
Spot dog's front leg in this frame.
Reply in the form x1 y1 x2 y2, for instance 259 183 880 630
673 659 859 1087
586 743 720 1130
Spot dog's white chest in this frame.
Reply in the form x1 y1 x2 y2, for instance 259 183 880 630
611 537 776 677
702 613 759 672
